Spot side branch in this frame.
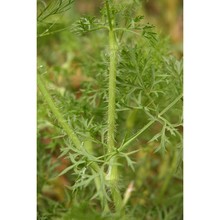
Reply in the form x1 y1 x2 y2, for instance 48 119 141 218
37 74 81 148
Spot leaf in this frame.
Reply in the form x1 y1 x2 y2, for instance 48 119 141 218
58 147 69 158
142 24 157 45
148 132 162 143
154 124 170 154
72 173 99 190
119 152 137 172
37 0 75 22
58 164 75 176
71 16 105 36
133 15 144 23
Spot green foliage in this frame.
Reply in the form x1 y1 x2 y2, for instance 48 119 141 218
37 0 75 22
37 0 183 219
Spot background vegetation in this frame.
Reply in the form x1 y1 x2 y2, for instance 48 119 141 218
37 0 183 219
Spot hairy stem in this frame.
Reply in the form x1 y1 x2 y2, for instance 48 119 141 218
107 30 117 153
105 0 123 213
37 74 81 148
37 74 100 174
105 0 113 30
37 74 110 210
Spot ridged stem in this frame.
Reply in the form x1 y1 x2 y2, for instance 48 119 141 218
37 74 110 210
37 74 99 174
107 30 117 153
37 74 81 147
105 0 123 213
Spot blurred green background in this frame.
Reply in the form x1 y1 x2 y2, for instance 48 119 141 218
37 1 183 219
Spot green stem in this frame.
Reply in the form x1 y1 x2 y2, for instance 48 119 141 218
119 93 183 152
37 74 100 173
105 0 123 213
38 74 109 210
119 120 155 152
105 0 113 30
37 26 71 38
158 93 183 117
114 28 141 36
37 74 81 148
107 30 117 153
